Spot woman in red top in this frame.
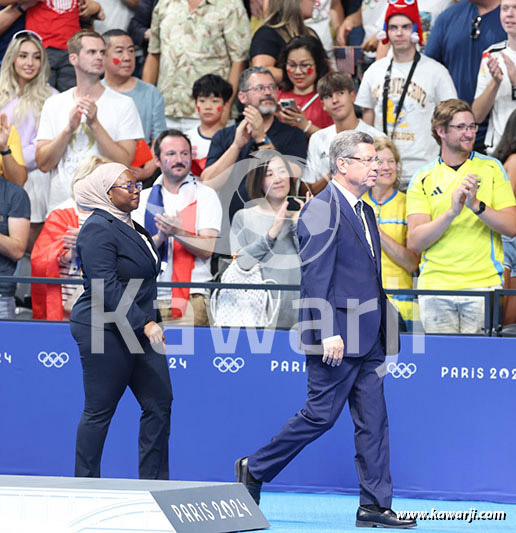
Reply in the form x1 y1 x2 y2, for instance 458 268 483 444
277 35 332 139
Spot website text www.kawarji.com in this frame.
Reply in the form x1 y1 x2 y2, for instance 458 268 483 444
396 508 506 523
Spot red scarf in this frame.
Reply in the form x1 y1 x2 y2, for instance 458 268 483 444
171 200 197 318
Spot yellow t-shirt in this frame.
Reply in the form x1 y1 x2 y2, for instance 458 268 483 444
0 126 25 176
364 188 416 321
406 152 516 290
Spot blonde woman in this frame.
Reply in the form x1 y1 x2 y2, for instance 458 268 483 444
0 30 57 249
363 137 419 331
250 0 316 83
31 156 110 321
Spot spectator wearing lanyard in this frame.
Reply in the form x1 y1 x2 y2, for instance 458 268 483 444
277 34 333 140
356 0 457 189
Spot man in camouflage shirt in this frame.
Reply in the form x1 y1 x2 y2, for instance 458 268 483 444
142 0 251 132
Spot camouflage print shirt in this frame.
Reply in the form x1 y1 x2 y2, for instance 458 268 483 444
148 0 251 119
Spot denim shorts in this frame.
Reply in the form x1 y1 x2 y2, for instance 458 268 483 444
503 236 516 277
0 296 15 320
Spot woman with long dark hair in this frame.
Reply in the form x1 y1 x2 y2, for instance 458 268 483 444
230 149 311 328
278 34 332 138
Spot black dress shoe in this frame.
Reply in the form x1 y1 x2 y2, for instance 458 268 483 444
356 505 417 529
235 457 262 505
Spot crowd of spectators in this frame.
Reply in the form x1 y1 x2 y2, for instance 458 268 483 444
1 0 516 335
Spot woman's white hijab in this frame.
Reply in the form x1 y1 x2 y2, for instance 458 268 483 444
74 162 134 227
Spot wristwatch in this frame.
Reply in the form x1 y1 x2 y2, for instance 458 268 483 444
0 148 11 156
255 136 271 148
473 201 486 216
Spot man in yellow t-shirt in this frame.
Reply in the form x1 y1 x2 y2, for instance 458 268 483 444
407 99 516 334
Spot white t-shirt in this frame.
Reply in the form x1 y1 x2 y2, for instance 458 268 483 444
306 0 335 66
475 42 516 154
94 0 134 33
185 126 212 167
37 87 144 213
362 0 388 45
133 174 223 298
303 120 386 184
355 54 457 187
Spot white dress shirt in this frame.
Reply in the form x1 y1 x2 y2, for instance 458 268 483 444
321 180 376 347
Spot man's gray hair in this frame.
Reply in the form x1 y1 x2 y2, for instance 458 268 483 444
329 131 374 175
239 66 275 92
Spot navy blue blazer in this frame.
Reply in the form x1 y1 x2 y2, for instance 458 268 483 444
297 182 399 357
70 209 160 336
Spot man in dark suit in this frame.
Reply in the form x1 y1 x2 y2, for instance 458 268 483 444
236 131 416 529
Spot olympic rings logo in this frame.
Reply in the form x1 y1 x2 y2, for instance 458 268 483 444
37 351 70 368
387 362 417 379
213 356 245 374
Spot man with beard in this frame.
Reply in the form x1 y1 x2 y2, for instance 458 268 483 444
201 66 307 219
133 129 222 326
407 99 516 334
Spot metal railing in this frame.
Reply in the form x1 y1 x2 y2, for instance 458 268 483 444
0 275 508 336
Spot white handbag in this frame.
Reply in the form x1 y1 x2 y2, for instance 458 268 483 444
210 256 281 328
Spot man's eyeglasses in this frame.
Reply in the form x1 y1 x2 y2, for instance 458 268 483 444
447 123 479 133
347 156 380 166
471 16 482 39
110 181 143 193
12 30 43 42
286 62 315 73
245 84 278 93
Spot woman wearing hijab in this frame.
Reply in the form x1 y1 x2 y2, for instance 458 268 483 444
70 162 172 480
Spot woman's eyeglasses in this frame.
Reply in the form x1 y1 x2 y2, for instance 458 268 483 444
12 30 43 42
286 62 315 73
110 181 143 193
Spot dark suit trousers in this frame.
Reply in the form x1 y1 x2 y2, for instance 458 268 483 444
71 323 173 479
248 336 392 508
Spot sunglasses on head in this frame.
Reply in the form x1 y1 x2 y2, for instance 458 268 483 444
12 30 43 42
470 16 482 39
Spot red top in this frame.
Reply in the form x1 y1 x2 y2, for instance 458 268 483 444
26 0 80 50
278 90 333 130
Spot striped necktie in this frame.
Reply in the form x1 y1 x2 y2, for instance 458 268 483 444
354 200 367 235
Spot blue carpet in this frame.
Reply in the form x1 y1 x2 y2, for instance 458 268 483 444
261 492 515 532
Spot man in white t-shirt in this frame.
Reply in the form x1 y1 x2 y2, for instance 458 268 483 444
36 30 144 213
133 129 222 326
303 71 385 193
473 0 516 153
355 0 457 188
